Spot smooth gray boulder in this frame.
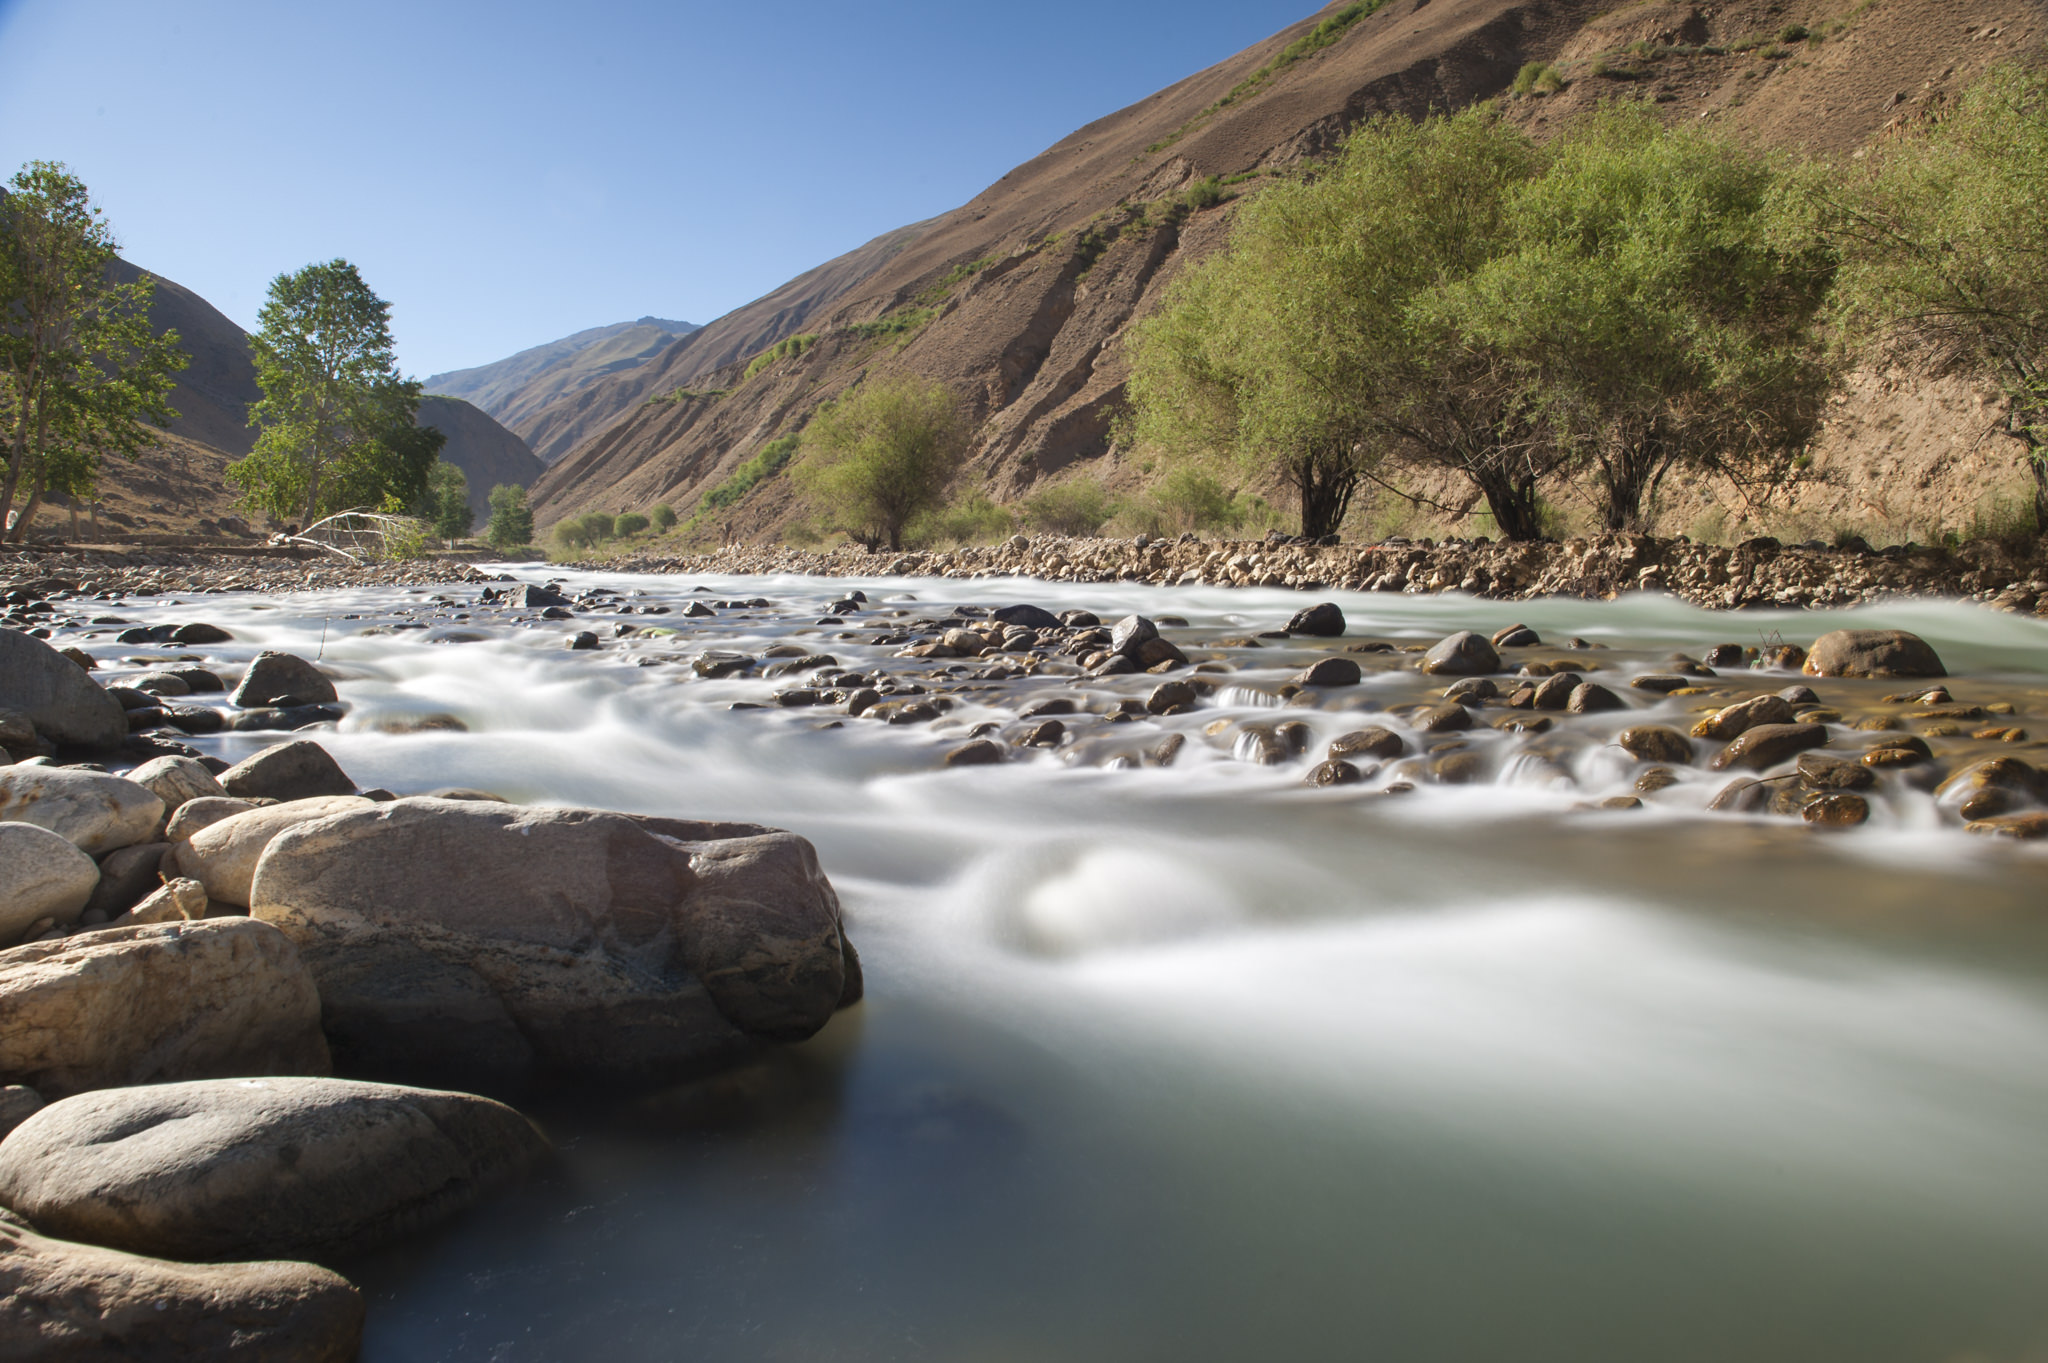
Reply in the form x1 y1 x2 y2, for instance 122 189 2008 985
0 1078 548 1264
0 1208 363 1361
1803 628 1946 679
0 824 99 944
218 740 356 802
81 841 170 920
0 918 329 1099
249 799 856 1091
228 651 338 707
0 631 125 750
1420 631 1501 676
0 767 162 855
165 794 262 842
170 796 372 906
124 754 229 813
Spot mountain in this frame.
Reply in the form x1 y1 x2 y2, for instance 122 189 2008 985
415 395 546 519
110 257 260 456
507 222 935 465
424 317 698 455
527 0 2043 541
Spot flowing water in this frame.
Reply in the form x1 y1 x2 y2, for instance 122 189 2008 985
63 570 2048 1362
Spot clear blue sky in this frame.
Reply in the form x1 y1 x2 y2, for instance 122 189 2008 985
0 0 1316 379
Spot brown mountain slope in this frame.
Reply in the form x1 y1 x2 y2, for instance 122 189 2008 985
423 317 697 455
415 396 546 519
110 257 258 456
514 218 936 466
530 0 2041 542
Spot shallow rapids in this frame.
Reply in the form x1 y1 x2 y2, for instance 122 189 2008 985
52 570 2048 1361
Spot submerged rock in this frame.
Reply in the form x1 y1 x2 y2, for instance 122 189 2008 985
0 1077 547 1264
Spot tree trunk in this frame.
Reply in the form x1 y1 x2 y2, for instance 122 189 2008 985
8 479 46 544
1292 446 1360 540
1474 465 1543 541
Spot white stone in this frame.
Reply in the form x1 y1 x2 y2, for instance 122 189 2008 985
0 766 163 855
0 822 100 945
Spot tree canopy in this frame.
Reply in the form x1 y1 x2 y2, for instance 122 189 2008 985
231 259 439 527
0 161 185 541
485 483 534 551
798 374 967 551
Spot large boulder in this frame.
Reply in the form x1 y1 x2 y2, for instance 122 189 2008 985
228 652 338 708
0 768 161 855
249 799 856 1091
0 824 99 945
218 741 356 802
0 1209 363 1362
1802 629 1946 679
124 755 229 813
0 632 125 750
0 919 329 1099
1286 601 1346 637
0 1077 547 1264
170 797 373 907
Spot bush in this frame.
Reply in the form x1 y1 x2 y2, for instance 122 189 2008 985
651 503 677 532
484 484 533 551
1023 478 1117 536
702 433 800 512
797 376 967 551
614 512 650 537
911 492 1014 547
742 334 817 381
1182 176 1225 211
1151 466 1247 533
553 511 616 551
418 460 472 540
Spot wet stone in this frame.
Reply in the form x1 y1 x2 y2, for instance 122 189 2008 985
1635 766 1682 794
1797 752 1876 791
1420 632 1500 677
1711 723 1829 772
1617 726 1693 765
1803 793 1871 828
1304 759 1363 787
944 739 1005 768
1567 682 1625 714
1329 727 1405 761
1293 657 1361 688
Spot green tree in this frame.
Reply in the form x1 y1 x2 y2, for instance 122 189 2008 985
1451 104 1834 530
0 162 186 541
231 259 434 527
650 502 677 532
419 459 472 540
798 374 967 551
1023 477 1117 536
485 482 533 550
1128 109 1550 538
1805 65 2048 528
614 511 650 536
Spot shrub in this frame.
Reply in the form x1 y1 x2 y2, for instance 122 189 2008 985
910 492 1015 547
1182 176 1226 211
1152 466 1247 533
742 334 817 381
702 433 800 513
650 503 677 531
1023 478 1117 536
614 512 650 537
484 484 533 551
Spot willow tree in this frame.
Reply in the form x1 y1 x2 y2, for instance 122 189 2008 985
232 259 439 527
0 162 185 540
798 374 966 551
1449 104 1835 531
1127 108 1551 538
1805 65 2048 529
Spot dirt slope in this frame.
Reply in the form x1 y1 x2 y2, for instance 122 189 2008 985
414 396 546 519
424 316 697 456
109 257 259 456
530 0 2042 543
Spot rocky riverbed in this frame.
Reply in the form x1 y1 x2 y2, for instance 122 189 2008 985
4 562 2048 1360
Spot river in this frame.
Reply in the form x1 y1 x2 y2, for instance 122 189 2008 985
79 569 2048 1362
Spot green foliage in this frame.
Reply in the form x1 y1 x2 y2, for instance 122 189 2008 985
702 432 800 513
646 387 726 406
1128 107 1549 538
553 510 616 551
1805 64 2048 528
418 460 472 540
797 375 967 551
1182 176 1226 211
1150 466 1248 534
650 502 677 532
1023 477 1117 536
232 259 436 527
742 333 817 381
843 307 938 344
1148 5 1392 155
1513 62 1567 95
0 161 186 541
485 483 533 551
613 511 650 537
909 491 1014 547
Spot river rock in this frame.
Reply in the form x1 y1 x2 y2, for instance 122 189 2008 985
1304 759 1362 787
218 740 356 801
124 754 230 813
165 795 262 842
1710 722 1828 772
0 824 99 945
1134 636 1188 669
944 739 1004 767
0 1077 547 1264
171 797 372 907
1616 726 1694 765
1286 602 1345 637
1110 615 1158 658
229 652 339 708
81 841 170 919
0 1208 364 1361
1293 657 1362 687
992 603 1060 630
0 1087 42 1139
0 767 162 855
1146 680 1197 715
1802 629 1946 679
1935 756 2045 821
0 631 126 751
1802 793 1870 828
1329 727 1405 760
1691 693 1798 741
120 877 210 926
1420 631 1500 676
0 919 329 1099
248 799 855 1091
169 621 233 645
1566 682 1625 714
